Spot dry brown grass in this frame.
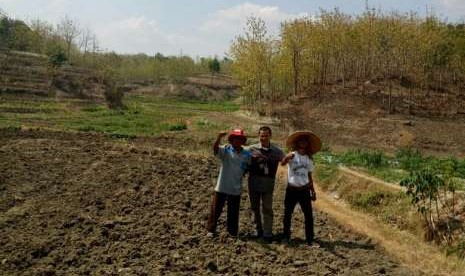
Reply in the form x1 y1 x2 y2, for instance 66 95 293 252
314 184 465 276
275 165 465 275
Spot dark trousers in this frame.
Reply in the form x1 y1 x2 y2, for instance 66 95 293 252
283 186 314 243
207 192 241 236
249 189 274 237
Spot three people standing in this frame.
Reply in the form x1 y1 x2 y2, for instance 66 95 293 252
207 127 321 246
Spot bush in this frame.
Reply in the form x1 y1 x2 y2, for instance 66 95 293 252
400 169 456 243
168 121 187 131
395 147 426 171
47 45 67 68
104 84 125 110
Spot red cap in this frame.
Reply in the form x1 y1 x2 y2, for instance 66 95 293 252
228 129 247 144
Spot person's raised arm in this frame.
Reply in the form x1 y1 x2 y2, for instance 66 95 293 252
280 152 295 166
213 131 228 155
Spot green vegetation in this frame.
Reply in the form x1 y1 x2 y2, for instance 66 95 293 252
339 149 388 169
0 94 239 138
315 148 464 257
0 12 232 85
400 169 459 243
315 147 465 187
208 57 221 76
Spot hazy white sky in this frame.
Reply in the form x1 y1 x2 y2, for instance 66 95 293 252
1 1 464 57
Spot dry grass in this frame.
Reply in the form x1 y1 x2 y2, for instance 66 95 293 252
275 164 465 275
313 187 465 275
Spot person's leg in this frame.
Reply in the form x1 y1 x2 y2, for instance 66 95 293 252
248 188 263 237
227 194 241 236
207 192 227 233
262 190 274 238
283 187 298 240
298 190 314 244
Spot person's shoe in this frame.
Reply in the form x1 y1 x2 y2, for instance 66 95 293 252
206 232 215 238
263 236 273 244
281 235 291 244
307 241 320 248
251 230 263 239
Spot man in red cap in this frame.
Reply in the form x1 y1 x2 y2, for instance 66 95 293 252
207 128 251 237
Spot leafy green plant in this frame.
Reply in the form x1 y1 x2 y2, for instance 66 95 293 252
395 147 427 171
167 119 187 131
104 83 125 110
400 169 454 244
47 44 67 67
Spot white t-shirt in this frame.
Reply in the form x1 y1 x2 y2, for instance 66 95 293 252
287 151 314 187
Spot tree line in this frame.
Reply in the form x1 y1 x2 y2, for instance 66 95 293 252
230 8 465 113
0 12 229 83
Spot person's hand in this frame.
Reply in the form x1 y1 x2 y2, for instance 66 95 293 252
284 153 295 161
310 189 317 201
280 152 295 165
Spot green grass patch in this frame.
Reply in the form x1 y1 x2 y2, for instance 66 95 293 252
340 149 388 169
314 164 338 190
314 147 465 190
0 94 240 138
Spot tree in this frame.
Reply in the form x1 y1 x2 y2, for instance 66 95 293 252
57 15 80 62
230 17 274 107
208 57 221 76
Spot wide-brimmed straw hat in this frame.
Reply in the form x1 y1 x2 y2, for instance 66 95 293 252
228 128 247 144
285 131 321 155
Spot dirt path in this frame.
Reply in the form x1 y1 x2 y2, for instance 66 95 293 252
312 185 464 276
0 128 415 275
338 166 405 192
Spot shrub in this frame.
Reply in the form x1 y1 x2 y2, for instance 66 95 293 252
168 121 187 131
395 147 426 171
47 44 67 68
400 169 455 244
104 84 125 110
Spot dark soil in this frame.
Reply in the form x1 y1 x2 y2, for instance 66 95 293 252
0 128 415 275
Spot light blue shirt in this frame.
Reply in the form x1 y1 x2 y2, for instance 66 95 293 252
215 145 251 195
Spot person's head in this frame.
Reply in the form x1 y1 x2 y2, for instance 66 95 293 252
285 131 322 156
296 137 309 153
228 129 247 149
258 126 272 147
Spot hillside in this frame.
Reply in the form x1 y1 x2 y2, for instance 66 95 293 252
0 50 105 100
273 89 465 157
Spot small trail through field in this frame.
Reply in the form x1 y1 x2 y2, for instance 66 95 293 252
338 166 406 192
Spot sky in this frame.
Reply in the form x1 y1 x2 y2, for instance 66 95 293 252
1 0 464 57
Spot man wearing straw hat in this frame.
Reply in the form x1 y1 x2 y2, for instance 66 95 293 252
207 129 251 237
247 126 284 242
281 130 322 246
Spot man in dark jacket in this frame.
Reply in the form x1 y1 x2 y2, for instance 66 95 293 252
248 126 284 242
